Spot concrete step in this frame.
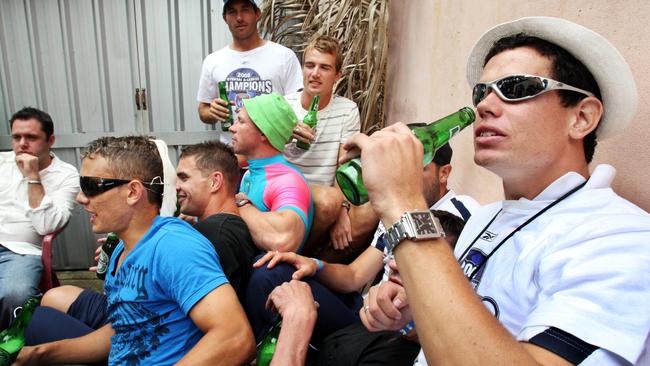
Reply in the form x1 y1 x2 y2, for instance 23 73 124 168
56 270 104 293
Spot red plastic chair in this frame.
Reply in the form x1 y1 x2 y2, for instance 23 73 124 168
39 227 65 293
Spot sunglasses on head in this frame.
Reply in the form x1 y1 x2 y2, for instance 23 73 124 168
80 176 164 197
472 74 595 107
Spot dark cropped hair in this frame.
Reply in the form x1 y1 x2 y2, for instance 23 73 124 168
485 34 602 163
180 140 241 195
431 209 466 249
82 136 164 207
10 107 55 139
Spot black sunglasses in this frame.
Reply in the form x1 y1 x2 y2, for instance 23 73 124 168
472 74 594 107
80 176 164 197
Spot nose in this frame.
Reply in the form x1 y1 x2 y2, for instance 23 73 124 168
76 191 89 205
476 88 502 120
312 66 321 78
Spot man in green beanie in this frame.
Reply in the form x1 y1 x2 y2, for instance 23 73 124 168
230 93 314 253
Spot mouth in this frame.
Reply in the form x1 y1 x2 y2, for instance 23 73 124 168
478 131 498 137
474 126 506 144
86 210 97 224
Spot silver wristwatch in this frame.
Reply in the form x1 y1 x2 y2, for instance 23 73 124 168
385 210 445 253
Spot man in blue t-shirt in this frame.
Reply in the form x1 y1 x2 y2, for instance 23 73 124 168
15 136 254 365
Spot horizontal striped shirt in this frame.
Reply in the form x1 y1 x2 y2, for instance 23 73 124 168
284 92 361 186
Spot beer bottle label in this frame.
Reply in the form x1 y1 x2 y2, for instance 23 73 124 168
97 250 110 275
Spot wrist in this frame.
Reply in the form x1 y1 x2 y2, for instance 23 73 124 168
341 200 351 212
281 305 318 328
381 197 429 228
24 173 40 181
311 258 325 274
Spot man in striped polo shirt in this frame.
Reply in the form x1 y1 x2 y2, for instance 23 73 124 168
284 35 366 262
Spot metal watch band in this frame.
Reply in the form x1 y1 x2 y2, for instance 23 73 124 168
385 210 445 253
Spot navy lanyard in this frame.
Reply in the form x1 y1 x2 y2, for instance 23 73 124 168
458 179 588 281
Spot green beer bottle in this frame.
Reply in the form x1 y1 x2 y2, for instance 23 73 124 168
256 321 282 366
336 107 476 205
296 95 320 150
96 232 120 280
218 81 234 132
0 296 41 366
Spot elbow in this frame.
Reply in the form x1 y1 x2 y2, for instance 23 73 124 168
233 326 256 364
266 232 301 253
243 333 256 364
33 216 69 236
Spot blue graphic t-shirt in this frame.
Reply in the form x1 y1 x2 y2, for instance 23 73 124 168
104 216 228 365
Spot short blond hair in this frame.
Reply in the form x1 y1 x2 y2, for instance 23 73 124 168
305 35 343 72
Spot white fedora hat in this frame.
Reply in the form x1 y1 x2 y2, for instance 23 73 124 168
466 16 638 140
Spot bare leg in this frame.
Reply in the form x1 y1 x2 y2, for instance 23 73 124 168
41 285 85 313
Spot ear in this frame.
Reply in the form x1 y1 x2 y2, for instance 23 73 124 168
126 180 145 206
209 171 225 193
47 134 55 148
568 97 603 140
438 164 452 187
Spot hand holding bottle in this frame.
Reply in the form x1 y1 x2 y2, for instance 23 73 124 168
296 95 320 150
291 122 316 145
336 107 475 205
258 280 318 366
217 81 234 131
340 123 429 225
206 98 232 123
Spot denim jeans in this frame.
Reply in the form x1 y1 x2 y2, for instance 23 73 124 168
0 245 42 329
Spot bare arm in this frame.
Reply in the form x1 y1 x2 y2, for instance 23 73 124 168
253 246 385 293
316 246 384 292
14 323 114 365
328 145 354 250
238 202 305 252
176 284 255 366
266 281 318 366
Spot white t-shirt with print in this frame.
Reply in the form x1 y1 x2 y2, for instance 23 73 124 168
197 41 302 143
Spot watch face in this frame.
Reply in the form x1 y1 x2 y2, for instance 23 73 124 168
411 212 439 235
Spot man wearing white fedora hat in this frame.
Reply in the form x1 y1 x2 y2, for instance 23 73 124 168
337 17 650 366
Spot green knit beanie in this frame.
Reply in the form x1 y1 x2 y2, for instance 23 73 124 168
243 93 298 152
